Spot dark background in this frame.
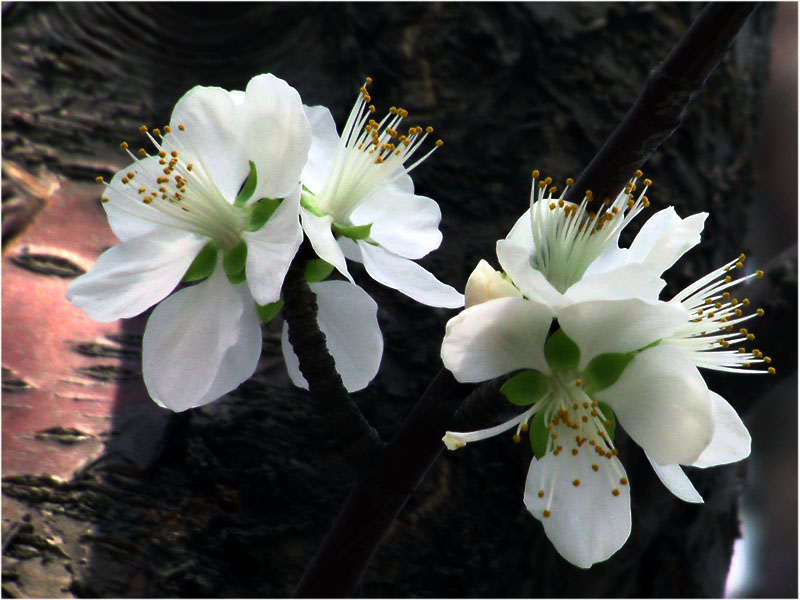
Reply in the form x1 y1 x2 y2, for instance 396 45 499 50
2 3 796 597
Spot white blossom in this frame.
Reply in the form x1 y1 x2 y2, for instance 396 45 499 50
298 79 464 309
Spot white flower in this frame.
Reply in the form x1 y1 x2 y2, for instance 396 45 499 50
297 79 464 309
496 171 707 313
440 292 755 567
638 255 770 501
67 74 312 411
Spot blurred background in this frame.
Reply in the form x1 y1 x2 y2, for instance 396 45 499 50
2 3 796 597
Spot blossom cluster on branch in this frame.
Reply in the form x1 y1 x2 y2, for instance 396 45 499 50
67 73 772 570
441 171 772 567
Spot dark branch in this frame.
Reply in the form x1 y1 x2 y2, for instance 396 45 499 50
281 254 385 468
564 2 760 204
293 369 473 597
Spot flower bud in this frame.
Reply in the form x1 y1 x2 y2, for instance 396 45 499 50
464 259 521 308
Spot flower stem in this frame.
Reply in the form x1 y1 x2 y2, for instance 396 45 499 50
564 2 760 204
281 250 384 468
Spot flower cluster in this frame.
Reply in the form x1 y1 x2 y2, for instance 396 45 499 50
441 171 771 568
67 74 463 411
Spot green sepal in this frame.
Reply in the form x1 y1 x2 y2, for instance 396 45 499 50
529 410 548 460
300 194 325 217
223 238 248 284
182 241 218 282
597 401 616 442
246 198 281 231
332 222 373 241
583 352 635 393
544 328 580 371
500 370 551 406
256 297 284 323
305 258 334 283
234 161 258 208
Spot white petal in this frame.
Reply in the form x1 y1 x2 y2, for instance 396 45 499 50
242 188 303 305
565 262 666 304
495 240 566 311
504 208 535 251
557 298 688 370
142 265 262 412
358 241 464 308
441 297 552 382
645 454 704 503
301 104 340 194
350 188 443 259
595 345 713 466
171 85 249 202
240 74 311 200
464 259 523 308
691 391 751 468
300 206 352 282
66 229 208 322
628 208 707 275
280 280 383 392
523 452 632 569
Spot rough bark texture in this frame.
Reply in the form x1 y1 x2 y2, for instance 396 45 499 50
2 3 794 598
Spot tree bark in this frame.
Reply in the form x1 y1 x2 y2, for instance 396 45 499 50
2 3 791 598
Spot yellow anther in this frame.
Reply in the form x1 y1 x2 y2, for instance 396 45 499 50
138 187 146 193
538 489 545 498
735 261 744 269
742 362 751 368
635 169 643 178
575 379 582 387
612 489 620 497
143 196 153 204
171 150 178 158
620 477 628 486
756 270 764 278
722 292 730 300
520 422 529 433
435 139 444 147
585 190 593 201
532 169 540 179
544 176 552 185
591 464 599 472
543 510 551 518
164 125 171 133
566 177 574 186
178 124 185 131
742 298 750 306
644 178 652 186
571 448 579 456
95 176 104 183
724 275 732 283
139 125 148 134
549 186 557 194
764 356 772 364
739 253 746 261
152 128 161 137
120 141 129 150
747 333 755 341
642 196 650 207
425 126 434 134
365 76 373 84
582 416 589 423
121 177 129 185
572 479 580 487
512 433 521 444
768 366 776 375
756 308 765 316
101 197 109 203
738 347 746 354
